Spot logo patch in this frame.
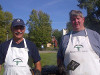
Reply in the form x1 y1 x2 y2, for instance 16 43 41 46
17 19 20 22
13 58 23 65
74 45 83 51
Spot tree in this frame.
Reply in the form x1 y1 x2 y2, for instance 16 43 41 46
77 0 100 33
27 9 52 48
52 29 62 46
0 9 13 44
66 22 72 32
0 5 2 10
24 33 28 39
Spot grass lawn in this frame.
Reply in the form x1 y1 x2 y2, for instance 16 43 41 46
40 52 57 67
0 52 57 75
0 65 4 75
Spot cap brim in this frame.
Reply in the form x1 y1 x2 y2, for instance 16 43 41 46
12 24 25 27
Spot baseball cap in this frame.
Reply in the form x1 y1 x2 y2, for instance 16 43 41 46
11 18 25 27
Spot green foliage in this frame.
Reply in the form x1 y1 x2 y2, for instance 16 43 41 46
77 0 100 33
0 64 4 75
24 33 28 39
0 5 2 10
0 9 13 44
66 22 72 32
27 9 52 48
52 29 62 46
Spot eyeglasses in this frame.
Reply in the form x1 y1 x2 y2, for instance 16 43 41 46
13 26 25 30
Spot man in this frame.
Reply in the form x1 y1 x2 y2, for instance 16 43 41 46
57 10 100 75
0 18 41 75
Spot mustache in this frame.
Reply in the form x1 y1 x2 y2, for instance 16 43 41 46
14 32 23 34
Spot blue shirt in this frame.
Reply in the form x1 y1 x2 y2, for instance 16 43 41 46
0 39 41 65
57 28 100 61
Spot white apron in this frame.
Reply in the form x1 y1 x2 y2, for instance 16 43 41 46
4 38 32 75
64 30 100 75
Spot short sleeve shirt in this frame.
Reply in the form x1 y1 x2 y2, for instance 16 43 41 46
0 39 41 65
57 28 100 61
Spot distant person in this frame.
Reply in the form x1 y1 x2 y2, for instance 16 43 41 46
0 18 41 75
52 36 58 48
57 10 100 75
54 39 57 48
41 44 44 50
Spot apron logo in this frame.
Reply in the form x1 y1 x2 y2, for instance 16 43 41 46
13 58 23 65
74 45 83 51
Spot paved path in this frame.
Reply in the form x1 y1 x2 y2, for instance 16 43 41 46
39 51 57 53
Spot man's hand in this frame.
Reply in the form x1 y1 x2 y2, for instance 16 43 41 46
34 69 41 75
34 61 41 75
58 64 66 74
57 58 68 75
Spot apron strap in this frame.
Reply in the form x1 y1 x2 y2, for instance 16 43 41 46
23 38 27 48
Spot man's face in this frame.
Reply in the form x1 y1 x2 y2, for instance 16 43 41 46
71 15 85 31
11 25 25 40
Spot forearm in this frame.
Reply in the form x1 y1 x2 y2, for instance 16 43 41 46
31 61 41 75
33 61 41 75
34 61 41 71
57 58 67 75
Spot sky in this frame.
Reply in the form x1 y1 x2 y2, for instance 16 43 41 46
0 0 87 33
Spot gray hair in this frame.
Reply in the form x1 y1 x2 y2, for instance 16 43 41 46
69 10 83 20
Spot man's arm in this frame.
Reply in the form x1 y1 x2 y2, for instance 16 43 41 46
34 61 41 72
57 45 64 67
57 58 63 66
57 43 65 75
0 65 2 73
33 61 41 75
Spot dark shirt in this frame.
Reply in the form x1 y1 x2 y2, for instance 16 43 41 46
0 39 41 65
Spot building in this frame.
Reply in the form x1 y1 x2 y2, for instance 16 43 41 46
62 29 68 35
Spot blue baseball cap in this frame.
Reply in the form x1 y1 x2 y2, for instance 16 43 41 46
11 18 25 27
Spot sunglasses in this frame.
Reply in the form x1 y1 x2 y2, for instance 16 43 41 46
13 26 25 30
